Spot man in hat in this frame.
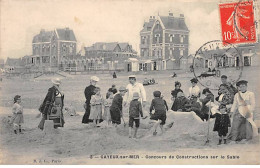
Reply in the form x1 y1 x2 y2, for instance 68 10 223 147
188 78 201 98
110 86 127 125
228 80 258 141
125 75 147 107
82 76 99 124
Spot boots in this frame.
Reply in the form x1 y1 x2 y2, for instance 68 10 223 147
218 139 222 145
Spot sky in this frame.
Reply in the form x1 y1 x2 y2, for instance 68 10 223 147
0 0 225 60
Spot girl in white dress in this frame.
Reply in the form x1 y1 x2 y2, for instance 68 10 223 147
89 87 104 127
11 95 24 134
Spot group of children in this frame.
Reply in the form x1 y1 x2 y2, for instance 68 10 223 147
9 76 241 144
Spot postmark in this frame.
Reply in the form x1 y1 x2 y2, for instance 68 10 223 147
192 40 243 90
219 0 257 44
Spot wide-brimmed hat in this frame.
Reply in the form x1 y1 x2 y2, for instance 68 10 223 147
236 80 248 86
90 76 99 82
190 78 198 83
119 86 127 92
133 92 139 99
52 78 62 85
128 75 136 79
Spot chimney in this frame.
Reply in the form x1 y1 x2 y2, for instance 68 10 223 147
179 14 185 20
149 16 155 22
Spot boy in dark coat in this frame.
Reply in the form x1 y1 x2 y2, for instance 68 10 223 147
110 86 127 126
128 92 145 138
150 91 168 135
213 104 230 145
171 92 189 111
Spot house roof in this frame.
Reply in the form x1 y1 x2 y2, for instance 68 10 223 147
141 15 189 32
32 31 53 43
5 57 23 67
32 28 76 43
159 16 189 31
56 28 77 41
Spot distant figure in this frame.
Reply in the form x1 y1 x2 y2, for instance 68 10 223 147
208 68 212 72
143 78 149 85
171 72 177 78
113 72 117 78
11 95 24 134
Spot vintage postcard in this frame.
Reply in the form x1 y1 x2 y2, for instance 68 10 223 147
0 0 259 165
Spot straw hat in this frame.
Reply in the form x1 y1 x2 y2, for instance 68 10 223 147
119 86 127 92
51 78 62 85
90 76 99 82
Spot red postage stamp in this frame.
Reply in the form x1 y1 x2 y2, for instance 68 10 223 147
219 0 257 44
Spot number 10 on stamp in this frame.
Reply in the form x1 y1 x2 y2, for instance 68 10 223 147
219 0 257 44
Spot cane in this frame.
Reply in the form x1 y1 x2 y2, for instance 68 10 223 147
205 101 211 145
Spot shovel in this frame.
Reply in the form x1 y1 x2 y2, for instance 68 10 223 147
204 102 211 145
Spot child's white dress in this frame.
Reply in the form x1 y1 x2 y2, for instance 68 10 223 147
89 94 104 120
11 103 24 125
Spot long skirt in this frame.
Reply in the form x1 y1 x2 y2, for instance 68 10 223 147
11 113 24 125
228 112 253 141
38 113 65 130
103 107 111 121
110 107 121 124
82 103 92 123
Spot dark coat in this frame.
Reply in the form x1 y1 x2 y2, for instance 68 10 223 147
171 96 189 111
38 86 64 129
200 93 214 121
213 113 230 136
82 84 96 123
110 94 123 124
39 86 64 115
171 89 183 98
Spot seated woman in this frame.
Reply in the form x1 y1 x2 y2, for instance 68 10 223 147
171 92 189 112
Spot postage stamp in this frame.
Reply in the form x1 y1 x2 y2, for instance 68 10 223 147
219 0 257 44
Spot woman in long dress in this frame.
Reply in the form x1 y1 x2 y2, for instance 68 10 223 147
228 80 258 141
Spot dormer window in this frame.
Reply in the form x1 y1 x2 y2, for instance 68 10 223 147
180 35 184 43
155 34 160 44
169 34 174 42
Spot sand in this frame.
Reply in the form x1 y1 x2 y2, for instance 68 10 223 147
0 67 259 164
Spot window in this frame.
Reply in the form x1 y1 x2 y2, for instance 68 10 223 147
169 34 174 42
170 49 173 56
180 35 184 43
180 49 184 56
155 34 160 44
141 36 146 44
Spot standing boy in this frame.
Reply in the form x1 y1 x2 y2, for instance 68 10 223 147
150 91 168 135
128 92 145 138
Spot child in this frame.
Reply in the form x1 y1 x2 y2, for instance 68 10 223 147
11 95 24 134
89 87 104 127
213 104 230 145
103 91 113 125
150 91 168 135
110 86 127 126
128 92 145 138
